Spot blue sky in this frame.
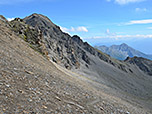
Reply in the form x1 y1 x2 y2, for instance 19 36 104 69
1 0 152 54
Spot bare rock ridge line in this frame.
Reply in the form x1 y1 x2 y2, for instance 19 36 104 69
0 14 152 113
9 13 152 76
5 13 152 108
9 14 139 73
125 56 152 76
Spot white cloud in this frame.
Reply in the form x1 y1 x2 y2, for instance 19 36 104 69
118 19 152 26
86 34 152 40
7 18 15 21
106 0 146 5
77 26 88 32
60 26 88 33
126 19 152 25
135 8 147 12
116 0 145 5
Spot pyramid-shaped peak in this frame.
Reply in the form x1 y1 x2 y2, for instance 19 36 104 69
23 13 56 28
120 43 128 47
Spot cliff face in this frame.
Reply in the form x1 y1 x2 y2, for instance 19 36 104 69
8 14 109 70
8 13 152 78
125 56 152 76
22 14 133 73
23 13 92 69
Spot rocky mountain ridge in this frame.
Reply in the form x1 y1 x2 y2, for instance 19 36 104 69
1 14 151 113
125 56 152 76
0 19 123 113
9 13 132 73
11 14 152 76
1 13 152 113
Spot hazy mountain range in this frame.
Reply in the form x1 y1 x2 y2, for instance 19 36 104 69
0 14 152 113
95 43 152 60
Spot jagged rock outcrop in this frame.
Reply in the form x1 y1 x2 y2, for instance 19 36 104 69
0 15 8 23
8 13 152 77
9 18 47 55
125 56 152 76
17 14 130 73
22 13 93 69
7 13 152 77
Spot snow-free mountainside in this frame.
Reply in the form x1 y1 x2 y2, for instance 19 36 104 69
95 43 152 60
0 14 152 114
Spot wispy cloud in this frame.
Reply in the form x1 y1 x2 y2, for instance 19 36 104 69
60 26 88 33
135 8 147 12
106 0 146 5
118 19 152 26
105 29 116 36
85 34 152 40
7 18 15 21
126 19 152 25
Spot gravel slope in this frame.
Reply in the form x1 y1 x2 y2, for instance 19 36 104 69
0 19 151 114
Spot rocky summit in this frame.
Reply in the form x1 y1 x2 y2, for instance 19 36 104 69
95 43 152 60
0 14 152 114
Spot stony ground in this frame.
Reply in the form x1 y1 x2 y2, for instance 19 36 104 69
0 20 151 114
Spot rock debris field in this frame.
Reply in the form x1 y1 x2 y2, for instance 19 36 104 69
0 18 151 114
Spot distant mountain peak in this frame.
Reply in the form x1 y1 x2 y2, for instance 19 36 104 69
120 43 128 47
96 43 152 60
